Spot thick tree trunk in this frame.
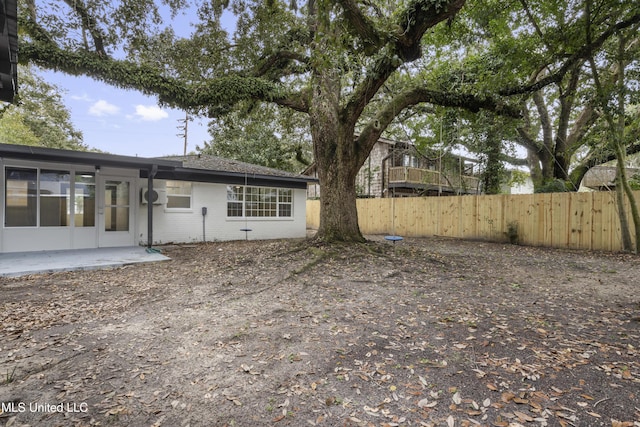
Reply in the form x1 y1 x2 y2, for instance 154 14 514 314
315 148 364 242
538 150 555 188
481 118 504 195
309 66 365 243
614 155 633 252
553 151 569 181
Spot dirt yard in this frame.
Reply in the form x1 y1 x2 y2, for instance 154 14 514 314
1 236 639 427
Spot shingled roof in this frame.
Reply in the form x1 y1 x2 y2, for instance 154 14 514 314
160 154 309 180
149 154 315 189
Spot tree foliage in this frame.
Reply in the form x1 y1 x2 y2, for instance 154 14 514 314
588 27 640 252
423 0 640 191
18 0 640 241
0 65 86 150
199 102 311 173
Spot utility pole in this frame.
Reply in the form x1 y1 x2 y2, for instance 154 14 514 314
177 113 189 156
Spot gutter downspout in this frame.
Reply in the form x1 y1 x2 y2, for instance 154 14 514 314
147 164 158 249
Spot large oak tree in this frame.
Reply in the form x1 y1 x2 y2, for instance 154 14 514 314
20 0 640 241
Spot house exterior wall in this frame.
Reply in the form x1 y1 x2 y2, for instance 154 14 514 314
137 180 308 245
1 158 139 253
1 156 307 253
355 141 389 197
504 177 534 194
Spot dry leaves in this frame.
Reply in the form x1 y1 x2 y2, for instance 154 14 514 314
1 238 639 426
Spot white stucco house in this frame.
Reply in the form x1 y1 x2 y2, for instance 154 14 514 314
0 143 315 253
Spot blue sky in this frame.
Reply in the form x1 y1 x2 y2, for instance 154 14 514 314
38 7 228 158
44 70 210 157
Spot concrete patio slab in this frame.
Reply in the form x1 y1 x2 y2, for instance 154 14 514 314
0 246 170 278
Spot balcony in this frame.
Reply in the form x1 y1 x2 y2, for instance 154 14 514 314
388 166 481 195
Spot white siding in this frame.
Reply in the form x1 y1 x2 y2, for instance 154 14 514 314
355 141 389 197
137 180 307 245
0 162 139 253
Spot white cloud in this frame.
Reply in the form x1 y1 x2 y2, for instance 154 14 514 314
89 100 120 116
133 105 169 121
71 93 93 102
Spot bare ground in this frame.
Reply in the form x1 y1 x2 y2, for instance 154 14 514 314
1 236 639 427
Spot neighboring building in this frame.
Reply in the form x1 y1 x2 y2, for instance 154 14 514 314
500 170 535 194
305 136 482 198
0 144 315 253
580 165 640 191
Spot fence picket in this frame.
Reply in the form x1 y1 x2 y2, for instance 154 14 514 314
306 191 640 252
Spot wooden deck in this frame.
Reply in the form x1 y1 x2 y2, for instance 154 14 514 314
388 166 481 194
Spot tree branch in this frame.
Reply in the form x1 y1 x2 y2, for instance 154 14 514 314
394 0 466 61
342 0 467 128
518 0 551 52
566 103 598 153
532 90 552 150
502 153 529 167
354 86 520 164
336 0 384 53
499 8 640 96
253 50 310 78
61 0 108 56
342 52 400 128
516 127 542 154
20 40 289 111
272 88 310 113
515 104 544 154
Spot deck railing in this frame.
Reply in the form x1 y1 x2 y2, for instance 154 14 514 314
388 166 480 193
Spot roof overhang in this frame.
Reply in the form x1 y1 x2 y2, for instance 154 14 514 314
146 167 317 189
0 0 18 103
1 144 318 188
0 143 180 171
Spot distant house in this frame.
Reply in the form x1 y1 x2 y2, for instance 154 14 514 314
500 171 535 195
0 144 315 253
305 136 482 198
580 165 640 191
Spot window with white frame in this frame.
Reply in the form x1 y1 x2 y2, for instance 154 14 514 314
278 189 292 217
5 167 37 227
4 167 96 228
40 169 71 227
227 185 244 216
74 173 96 227
166 180 191 209
226 185 293 218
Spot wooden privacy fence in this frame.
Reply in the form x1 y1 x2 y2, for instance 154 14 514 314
306 191 640 252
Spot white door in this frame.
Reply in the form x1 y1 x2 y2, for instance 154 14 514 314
98 177 135 247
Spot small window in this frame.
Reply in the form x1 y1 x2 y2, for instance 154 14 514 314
74 173 96 227
5 167 37 227
227 185 244 217
278 189 292 217
246 187 277 217
166 181 191 209
40 169 71 227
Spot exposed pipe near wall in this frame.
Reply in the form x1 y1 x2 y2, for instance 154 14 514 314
202 206 208 242
147 164 158 249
